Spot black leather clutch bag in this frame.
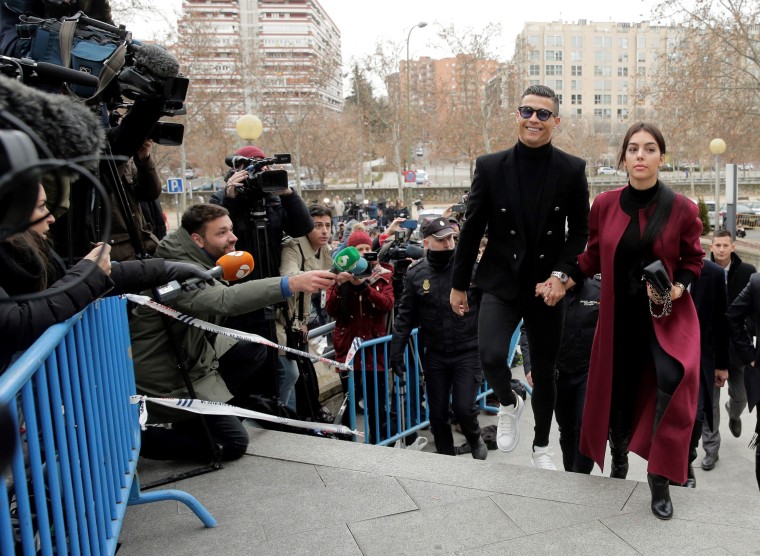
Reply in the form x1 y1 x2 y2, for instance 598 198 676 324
642 260 671 297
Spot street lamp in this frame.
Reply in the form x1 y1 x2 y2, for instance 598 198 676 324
405 21 427 179
709 137 726 230
236 114 263 145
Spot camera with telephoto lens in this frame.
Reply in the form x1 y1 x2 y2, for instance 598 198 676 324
230 153 291 199
378 228 424 302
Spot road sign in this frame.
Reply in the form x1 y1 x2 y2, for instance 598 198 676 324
167 177 184 194
404 170 416 183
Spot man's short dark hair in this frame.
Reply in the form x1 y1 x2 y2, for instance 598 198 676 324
522 84 560 115
712 228 734 242
310 204 332 219
181 203 230 235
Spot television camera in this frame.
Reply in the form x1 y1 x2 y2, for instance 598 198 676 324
226 153 292 199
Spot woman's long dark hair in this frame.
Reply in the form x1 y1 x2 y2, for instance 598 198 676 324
618 122 675 255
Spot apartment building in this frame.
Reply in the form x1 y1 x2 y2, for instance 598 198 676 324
177 0 343 128
510 20 679 137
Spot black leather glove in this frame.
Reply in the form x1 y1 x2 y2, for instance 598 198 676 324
391 359 406 378
164 261 214 286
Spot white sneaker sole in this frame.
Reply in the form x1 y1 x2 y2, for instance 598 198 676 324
496 396 524 453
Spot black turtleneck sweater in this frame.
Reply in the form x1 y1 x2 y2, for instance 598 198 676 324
615 182 696 300
515 140 553 286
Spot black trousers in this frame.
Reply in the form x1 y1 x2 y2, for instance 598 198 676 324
555 372 594 474
423 349 483 455
140 340 269 463
479 292 564 448
141 415 249 462
610 300 684 443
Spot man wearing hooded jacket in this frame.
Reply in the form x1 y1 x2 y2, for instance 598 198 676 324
129 203 333 462
391 218 487 459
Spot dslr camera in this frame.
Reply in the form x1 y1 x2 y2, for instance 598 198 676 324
229 153 291 199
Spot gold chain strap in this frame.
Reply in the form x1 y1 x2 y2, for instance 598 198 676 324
648 289 672 318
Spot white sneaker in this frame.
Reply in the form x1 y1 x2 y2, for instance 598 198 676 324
496 394 524 452
530 445 557 470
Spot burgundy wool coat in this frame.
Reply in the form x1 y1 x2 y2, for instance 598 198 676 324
577 187 704 484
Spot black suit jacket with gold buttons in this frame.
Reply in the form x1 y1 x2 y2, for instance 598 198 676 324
451 142 589 302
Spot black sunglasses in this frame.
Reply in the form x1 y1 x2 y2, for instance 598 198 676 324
518 106 555 122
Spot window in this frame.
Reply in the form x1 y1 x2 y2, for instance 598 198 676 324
594 50 612 63
594 108 603 118
571 94 582 105
571 65 582 76
637 37 646 49
618 37 628 49
529 79 540 86
556 93 563 104
545 64 563 75
617 67 629 77
575 108 582 116
545 35 563 47
529 64 540 76
571 50 583 61
617 94 629 104
595 108 611 118
545 50 563 61
594 66 612 77
637 51 646 62
571 79 581 90
637 66 646 76
594 36 612 48
571 36 583 47
618 52 629 63
528 35 539 46
594 94 612 105
529 50 540 62
617 108 629 119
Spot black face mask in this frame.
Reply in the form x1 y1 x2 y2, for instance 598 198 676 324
427 248 454 270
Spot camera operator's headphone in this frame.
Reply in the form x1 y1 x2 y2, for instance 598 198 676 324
0 129 40 241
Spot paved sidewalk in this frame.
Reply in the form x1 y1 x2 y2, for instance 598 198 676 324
121 422 759 555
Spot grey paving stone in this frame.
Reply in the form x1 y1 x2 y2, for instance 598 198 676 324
456 520 640 555
245 524 363 556
224 470 417 538
624 481 760 529
347 496 524 555
396 477 496 509
490 493 629 534
119 498 267 555
602 510 760 555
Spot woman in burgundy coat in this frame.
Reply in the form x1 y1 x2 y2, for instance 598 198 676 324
326 230 395 443
569 123 703 519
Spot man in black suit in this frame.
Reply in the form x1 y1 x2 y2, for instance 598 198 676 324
725 273 760 491
688 259 730 486
449 85 589 469
701 230 756 470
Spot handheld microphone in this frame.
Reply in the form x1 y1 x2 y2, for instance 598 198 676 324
155 251 255 301
331 246 368 275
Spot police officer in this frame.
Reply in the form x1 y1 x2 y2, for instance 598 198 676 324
390 218 486 459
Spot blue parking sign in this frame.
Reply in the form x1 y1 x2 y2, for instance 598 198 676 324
167 178 184 193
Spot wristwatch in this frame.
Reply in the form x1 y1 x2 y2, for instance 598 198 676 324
551 271 569 284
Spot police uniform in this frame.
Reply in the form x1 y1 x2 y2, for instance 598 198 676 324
390 219 484 457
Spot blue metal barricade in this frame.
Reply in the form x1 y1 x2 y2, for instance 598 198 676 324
344 325 529 446
0 296 215 556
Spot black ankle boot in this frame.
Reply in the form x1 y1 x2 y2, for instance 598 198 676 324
685 463 696 488
609 438 629 479
647 472 673 519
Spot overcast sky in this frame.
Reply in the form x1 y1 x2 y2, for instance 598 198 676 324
132 0 664 64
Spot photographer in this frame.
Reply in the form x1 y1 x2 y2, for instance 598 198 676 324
209 145 313 401
390 218 486 459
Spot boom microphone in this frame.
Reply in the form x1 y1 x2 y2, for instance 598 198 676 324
0 75 104 160
133 44 180 79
